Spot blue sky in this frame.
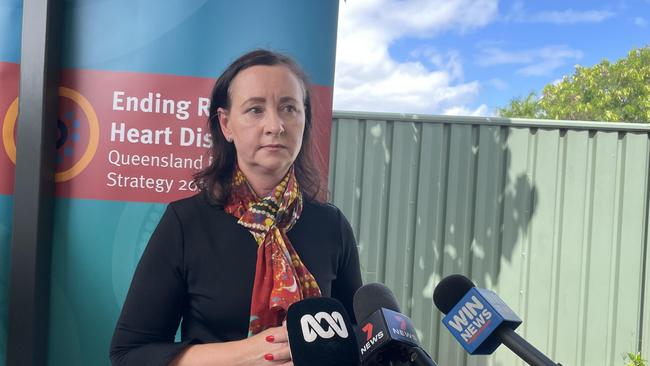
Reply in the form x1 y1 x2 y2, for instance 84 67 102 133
333 0 649 116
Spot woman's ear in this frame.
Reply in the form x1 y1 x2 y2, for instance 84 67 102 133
217 107 232 142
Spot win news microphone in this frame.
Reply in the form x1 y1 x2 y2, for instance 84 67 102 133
433 274 561 366
286 297 361 366
353 283 437 366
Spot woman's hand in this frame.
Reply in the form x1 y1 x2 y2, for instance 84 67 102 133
239 324 293 365
169 323 293 366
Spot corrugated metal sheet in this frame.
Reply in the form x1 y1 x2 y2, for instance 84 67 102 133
329 111 650 366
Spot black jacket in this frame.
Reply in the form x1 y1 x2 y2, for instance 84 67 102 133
109 192 362 365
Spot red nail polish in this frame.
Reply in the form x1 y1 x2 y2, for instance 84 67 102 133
264 353 274 361
265 335 275 342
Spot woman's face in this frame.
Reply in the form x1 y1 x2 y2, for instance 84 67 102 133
218 65 306 180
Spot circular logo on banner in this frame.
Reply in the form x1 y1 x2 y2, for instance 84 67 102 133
1 98 19 164
2 87 100 182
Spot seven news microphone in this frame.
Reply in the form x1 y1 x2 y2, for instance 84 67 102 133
433 274 562 366
353 283 437 366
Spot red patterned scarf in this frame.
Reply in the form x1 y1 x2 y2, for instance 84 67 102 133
224 165 321 336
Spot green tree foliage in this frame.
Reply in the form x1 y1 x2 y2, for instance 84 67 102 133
624 352 646 366
498 46 650 123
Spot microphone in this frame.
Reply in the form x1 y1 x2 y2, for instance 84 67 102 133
433 274 561 366
353 283 437 366
286 297 361 366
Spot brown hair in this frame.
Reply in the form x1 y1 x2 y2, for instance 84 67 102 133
194 49 322 205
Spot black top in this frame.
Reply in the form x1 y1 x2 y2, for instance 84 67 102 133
109 192 362 366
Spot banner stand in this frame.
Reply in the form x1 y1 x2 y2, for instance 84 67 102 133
6 0 62 364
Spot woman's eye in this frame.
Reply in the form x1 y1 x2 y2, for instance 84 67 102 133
247 107 263 115
282 104 297 113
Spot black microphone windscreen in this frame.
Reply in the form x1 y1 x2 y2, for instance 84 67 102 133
433 274 475 314
286 297 360 366
353 282 401 322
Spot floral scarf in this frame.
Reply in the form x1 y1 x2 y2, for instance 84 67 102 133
224 165 321 336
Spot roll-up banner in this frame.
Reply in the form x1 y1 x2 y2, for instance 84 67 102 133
1 1 339 364
0 1 21 364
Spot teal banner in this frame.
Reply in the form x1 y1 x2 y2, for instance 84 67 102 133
3 1 340 365
48 199 166 364
0 1 339 365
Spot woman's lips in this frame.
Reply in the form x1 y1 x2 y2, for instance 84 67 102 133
261 144 286 151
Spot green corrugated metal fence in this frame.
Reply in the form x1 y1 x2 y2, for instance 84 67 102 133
329 111 650 366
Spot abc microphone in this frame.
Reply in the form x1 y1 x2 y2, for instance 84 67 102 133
353 283 437 366
286 297 361 366
433 274 562 366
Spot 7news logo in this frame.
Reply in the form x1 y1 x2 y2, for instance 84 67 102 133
360 322 384 355
390 314 418 342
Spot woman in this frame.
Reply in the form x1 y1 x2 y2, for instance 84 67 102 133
109 49 362 366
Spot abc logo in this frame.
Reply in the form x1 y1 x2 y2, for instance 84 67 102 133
300 311 349 343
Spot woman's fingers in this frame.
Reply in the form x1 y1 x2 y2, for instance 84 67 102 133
271 329 289 343
271 345 291 361
253 324 292 365
262 344 291 362
264 324 289 343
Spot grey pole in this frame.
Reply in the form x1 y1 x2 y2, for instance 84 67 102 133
6 0 61 364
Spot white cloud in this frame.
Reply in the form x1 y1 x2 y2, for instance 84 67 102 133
411 47 465 80
531 9 615 24
551 77 565 86
333 0 498 115
477 45 583 77
634 17 648 28
443 104 491 116
488 78 508 90
505 2 615 24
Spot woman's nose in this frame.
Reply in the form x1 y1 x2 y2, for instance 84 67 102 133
264 112 285 135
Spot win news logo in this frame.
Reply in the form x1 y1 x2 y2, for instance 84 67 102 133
441 287 522 354
446 295 493 344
